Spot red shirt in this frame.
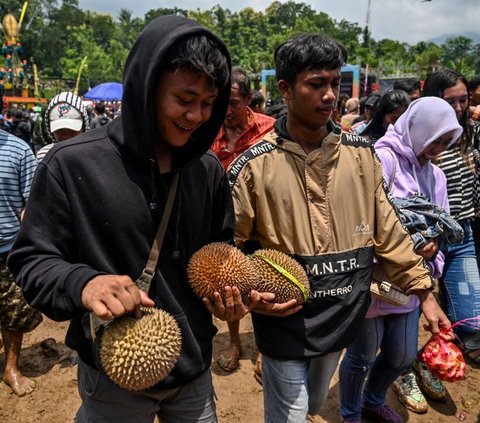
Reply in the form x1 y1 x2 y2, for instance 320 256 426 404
212 108 275 169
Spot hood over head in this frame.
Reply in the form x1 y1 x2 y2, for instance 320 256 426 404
111 15 231 170
375 97 462 166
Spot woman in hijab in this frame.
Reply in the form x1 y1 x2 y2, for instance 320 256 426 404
338 97 462 423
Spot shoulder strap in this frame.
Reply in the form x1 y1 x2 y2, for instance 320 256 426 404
90 172 180 335
136 172 180 292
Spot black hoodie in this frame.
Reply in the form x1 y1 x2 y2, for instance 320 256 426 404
8 16 233 389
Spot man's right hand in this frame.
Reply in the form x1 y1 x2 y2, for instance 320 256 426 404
81 275 155 321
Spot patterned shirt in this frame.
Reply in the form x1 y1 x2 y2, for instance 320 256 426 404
211 107 275 170
436 143 477 222
0 129 37 252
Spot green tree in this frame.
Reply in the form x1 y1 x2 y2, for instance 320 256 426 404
0 0 26 20
331 19 362 60
144 7 187 25
84 11 116 51
412 41 442 77
5 0 480 96
373 39 412 76
29 1 85 77
58 23 117 91
440 36 475 75
265 1 315 33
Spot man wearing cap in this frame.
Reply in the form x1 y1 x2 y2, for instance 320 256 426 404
36 92 90 162
351 92 381 134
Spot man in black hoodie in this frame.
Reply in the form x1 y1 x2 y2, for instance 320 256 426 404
8 16 261 422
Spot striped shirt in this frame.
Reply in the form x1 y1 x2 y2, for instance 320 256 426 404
36 143 54 163
436 141 477 222
0 129 37 251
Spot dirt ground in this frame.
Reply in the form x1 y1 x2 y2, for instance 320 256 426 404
0 312 479 423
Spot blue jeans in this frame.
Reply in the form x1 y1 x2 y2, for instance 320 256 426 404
440 220 480 342
339 307 420 420
262 351 342 423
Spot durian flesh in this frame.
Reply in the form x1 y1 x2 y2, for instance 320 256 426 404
99 307 182 391
251 249 310 304
187 242 258 300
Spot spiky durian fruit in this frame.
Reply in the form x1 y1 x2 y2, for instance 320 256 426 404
100 307 181 391
187 242 258 300
251 249 310 304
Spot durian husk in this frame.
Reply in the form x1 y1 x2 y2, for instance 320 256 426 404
187 242 258 300
99 307 182 391
251 249 310 304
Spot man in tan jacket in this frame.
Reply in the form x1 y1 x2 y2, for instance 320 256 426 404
228 33 452 423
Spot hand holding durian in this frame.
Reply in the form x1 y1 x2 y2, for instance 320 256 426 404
187 243 310 317
82 274 155 321
94 242 310 392
83 274 182 392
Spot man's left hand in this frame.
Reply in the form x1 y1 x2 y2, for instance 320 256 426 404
417 290 454 339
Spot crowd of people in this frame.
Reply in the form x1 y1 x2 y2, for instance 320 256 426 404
0 14 479 423
0 99 115 154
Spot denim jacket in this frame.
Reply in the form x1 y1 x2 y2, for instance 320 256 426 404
392 193 464 251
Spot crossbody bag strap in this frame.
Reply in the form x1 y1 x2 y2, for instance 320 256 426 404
136 172 180 292
90 172 180 336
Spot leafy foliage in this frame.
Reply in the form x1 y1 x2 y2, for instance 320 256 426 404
2 1 480 96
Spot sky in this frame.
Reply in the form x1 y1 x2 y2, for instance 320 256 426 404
78 0 479 45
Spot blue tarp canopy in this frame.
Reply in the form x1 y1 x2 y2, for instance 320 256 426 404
84 82 123 101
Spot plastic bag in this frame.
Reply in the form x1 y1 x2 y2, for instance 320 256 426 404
421 336 466 382
421 317 480 382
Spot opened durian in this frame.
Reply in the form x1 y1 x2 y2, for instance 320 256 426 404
99 307 181 391
187 242 258 299
251 249 310 304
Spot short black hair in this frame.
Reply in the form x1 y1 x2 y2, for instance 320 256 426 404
163 34 230 92
249 90 266 109
393 78 420 95
231 66 251 98
274 34 347 85
361 89 410 141
468 76 480 92
265 102 288 119
95 103 106 113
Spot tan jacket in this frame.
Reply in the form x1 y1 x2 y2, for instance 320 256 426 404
228 121 432 358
